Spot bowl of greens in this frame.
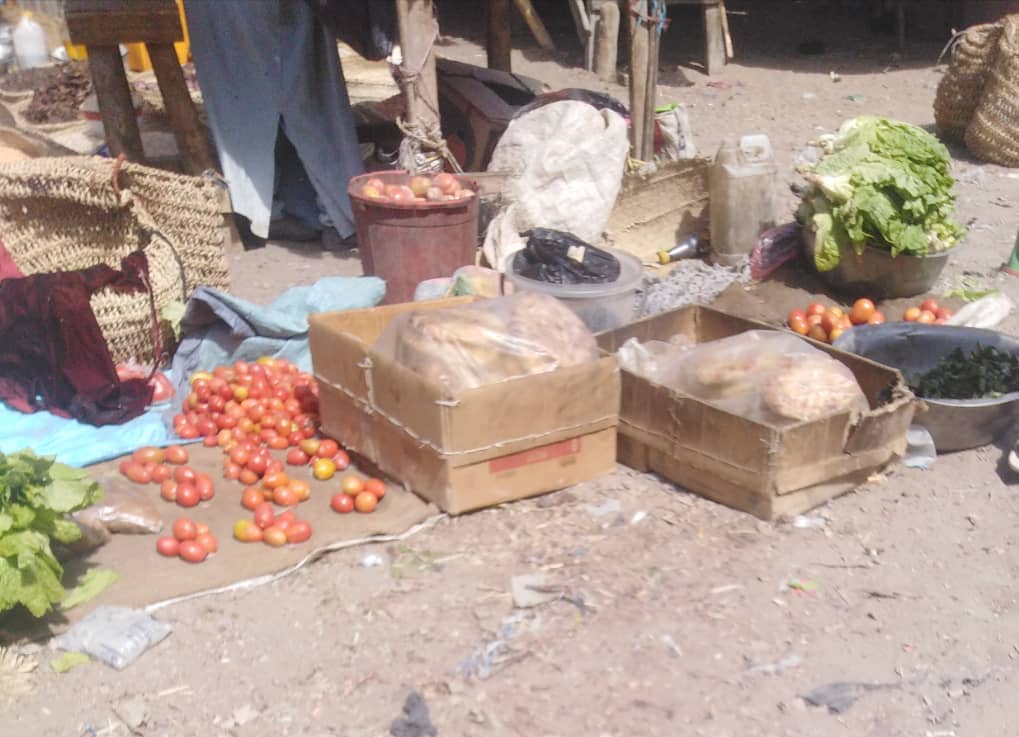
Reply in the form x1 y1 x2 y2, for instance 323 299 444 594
798 116 965 299
833 323 1019 451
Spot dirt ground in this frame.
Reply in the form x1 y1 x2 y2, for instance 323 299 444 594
6 3 1019 737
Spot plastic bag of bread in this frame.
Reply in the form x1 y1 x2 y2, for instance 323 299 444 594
623 330 868 425
375 293 600 394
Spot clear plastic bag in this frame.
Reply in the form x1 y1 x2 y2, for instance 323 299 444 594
73 476 164 535
619 330 868 425
375 293 600 395
616 336 695 383
54 606 172 670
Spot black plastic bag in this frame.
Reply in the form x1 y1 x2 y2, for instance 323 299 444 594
512 229 621 285
512 89 629 121
304 0 396 61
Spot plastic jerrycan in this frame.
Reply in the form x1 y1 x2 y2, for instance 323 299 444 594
708 134 777 266
13 12 48 70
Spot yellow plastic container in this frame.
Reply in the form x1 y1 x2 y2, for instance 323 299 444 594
65 0 190 68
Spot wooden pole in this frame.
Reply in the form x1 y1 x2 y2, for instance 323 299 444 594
594 1 619 83
486 0 512 72
87 45 146 164
704 2 726 75
395 0 440 135
641 13 660 161
512 0 556 51
628 1 649 158
148 42 216 174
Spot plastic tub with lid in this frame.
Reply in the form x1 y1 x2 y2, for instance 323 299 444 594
505 248 643 333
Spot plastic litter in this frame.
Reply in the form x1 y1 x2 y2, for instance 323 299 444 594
945 292 1014 329
389 691 437 737
54 606 171 670
903 425 937 469
791 515 826 529
750 222 803 280
800 681 896 713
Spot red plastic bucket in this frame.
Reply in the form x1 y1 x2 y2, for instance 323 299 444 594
348 171 479 304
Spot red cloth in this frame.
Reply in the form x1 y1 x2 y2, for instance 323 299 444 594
0 237 23 281
0 252 154 426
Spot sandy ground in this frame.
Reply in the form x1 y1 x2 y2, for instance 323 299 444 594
5 3 1019 736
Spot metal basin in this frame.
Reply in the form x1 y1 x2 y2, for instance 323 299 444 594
803 229 956 299
833 323 1019 452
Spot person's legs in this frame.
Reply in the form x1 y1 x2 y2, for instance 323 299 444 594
270 125 324 241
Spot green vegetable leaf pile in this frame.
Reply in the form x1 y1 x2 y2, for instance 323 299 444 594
797 116 965 272
0 451 102 618
912 345 1019 400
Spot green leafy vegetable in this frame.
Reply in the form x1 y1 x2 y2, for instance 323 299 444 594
911 346 1019 400
50 652 90 674
0 451 102 618
61 568 119 611
798 116 965 271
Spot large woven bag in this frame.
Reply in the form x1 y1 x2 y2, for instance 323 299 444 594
0 156 230 364
934 21 1004 141
965 15 1019 167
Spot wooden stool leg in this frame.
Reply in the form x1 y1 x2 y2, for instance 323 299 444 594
704 3 727 75
87 45 146 163
148 43 217 174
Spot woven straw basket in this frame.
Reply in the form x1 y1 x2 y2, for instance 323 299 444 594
0 156 229 364
966 15 1019 167
934 21 1004 141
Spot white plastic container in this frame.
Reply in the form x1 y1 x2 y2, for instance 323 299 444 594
709 134 777 267
13 12 48 70
505 248 644 333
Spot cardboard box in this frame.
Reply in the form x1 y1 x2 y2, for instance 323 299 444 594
596 305 916 520
309 298 620 514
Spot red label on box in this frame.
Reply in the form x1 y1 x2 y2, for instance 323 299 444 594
489 438 582 474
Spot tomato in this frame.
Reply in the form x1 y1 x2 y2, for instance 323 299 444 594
806 302 826 317
246 452 269 475
156 536 180 557
342 476 365 497
935 307 954 321
160 480 178 502
286 448 309 466
208 394 226 414
190 371 213 385
300 438 321 457
354 491 378 513
176 482 200 508
196 417 217 437
867 311 886 325
788 315 808 335
233 385 249 401
253 501 276 529
849 298 875 325
229 446 250 467
172 518 197 541
920 298 939 314
364 478 387 500
224 462 242 481
150 464 172 483
178 540 208 563
828 326 845 343
286 521 312 544
288 479 311 502
202 435 218 447
241 486 265 510
262 471 289 489
333 450 351 471
917 310 936 324
195 522 210 536
273 486 299 507
239 468 260 486
807 324 829 343
313 458 336 481
266 459 284 474
234 518 263 542
195 532 218 554
820 310 842 334
177 424 200 440
132 446 164 465
903 306 921 322
268 435 289 451
806 313 824 327
195 473 215 501
317 439 339 459
276 510 297 526
123 461 152 484
174 466 197 484
263 526 288 547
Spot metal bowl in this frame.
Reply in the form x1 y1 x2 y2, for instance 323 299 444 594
803 229 956 299
833 323 1019 452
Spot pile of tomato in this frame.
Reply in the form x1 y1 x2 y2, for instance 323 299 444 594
900 298 954 324
156 518 218 564
234 504 312 547
788 295 955 344
119 445 216 508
